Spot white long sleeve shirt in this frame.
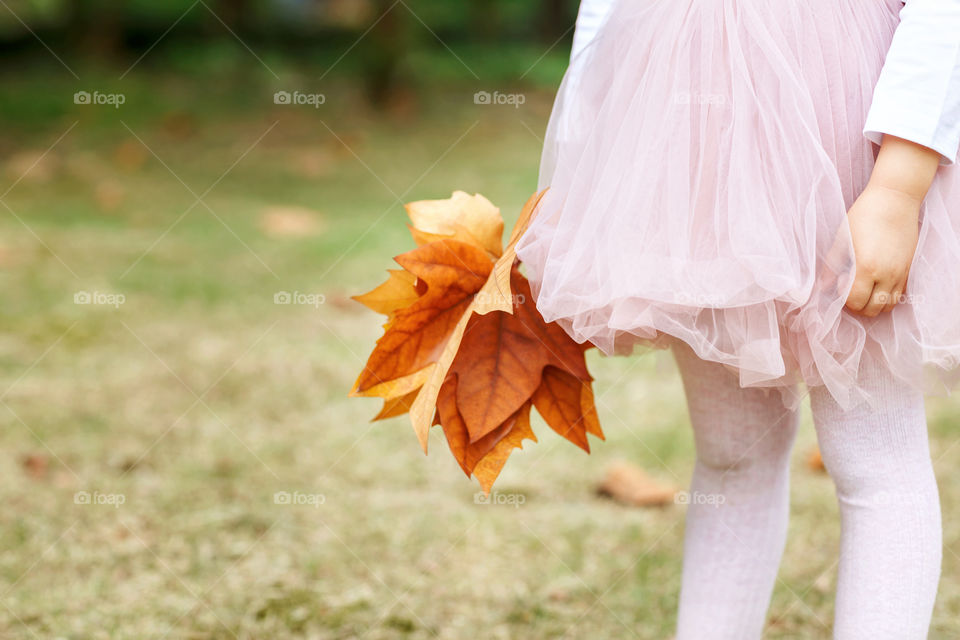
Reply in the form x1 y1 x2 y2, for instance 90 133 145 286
569 0 960 165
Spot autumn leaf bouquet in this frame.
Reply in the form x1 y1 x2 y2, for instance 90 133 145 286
349 191 604 493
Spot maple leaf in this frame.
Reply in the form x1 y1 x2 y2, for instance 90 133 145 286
447 270 590 443
435 375 536 482
407 189 550 440
351 238 491 396
350 190 604 493
351 268 420 317
405 191 504 257
596 461 678 507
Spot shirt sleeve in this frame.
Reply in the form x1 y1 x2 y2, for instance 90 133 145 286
570 0 617 61
863 0 960 165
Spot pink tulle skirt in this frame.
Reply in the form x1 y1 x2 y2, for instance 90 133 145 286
514 0 960 410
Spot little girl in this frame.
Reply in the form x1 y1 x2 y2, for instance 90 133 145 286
514 0 960 638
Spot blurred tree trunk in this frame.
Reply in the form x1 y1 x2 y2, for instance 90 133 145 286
539 0 574 43
67 0 126 58
218 0 252 34
470 0 499 42
363 0 407 107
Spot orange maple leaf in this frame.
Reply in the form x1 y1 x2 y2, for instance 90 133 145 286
350 190 604 493
352 238 491 396
446 269 591 443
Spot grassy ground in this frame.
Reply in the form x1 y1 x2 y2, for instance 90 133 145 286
1 51 960 639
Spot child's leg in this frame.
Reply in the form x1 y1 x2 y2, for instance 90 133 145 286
671 341 799 640
809 357 941 640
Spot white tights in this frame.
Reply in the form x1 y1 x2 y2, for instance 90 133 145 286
670 340 941 640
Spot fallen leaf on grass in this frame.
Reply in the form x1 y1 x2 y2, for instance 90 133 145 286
596 460 677 507
5 150 58 182
806 446 826 472
95 181 126 213
113 139 148 171
21 453 49 480
259 206 324 237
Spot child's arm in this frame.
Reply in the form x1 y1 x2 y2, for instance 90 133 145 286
862 0 960 166
846 0 960 316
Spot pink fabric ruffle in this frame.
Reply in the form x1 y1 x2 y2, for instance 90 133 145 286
515 0 960 410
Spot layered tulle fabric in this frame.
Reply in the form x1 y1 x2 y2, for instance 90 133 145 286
514 0 960 410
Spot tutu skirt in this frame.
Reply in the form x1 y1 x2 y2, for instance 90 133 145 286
514 0 960 410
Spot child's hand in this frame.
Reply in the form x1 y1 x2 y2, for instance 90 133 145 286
845 185 920 316
845 135 941 317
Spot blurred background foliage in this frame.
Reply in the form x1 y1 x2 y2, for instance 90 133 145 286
0 0 577 104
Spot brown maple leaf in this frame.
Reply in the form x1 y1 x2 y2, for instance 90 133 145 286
350 190 604 493
447 269 591 443
435 375 535 479
351 238 491 396
596 460 678 507
407 189 550 446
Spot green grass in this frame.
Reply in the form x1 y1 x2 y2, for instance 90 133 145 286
2 54 960 638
